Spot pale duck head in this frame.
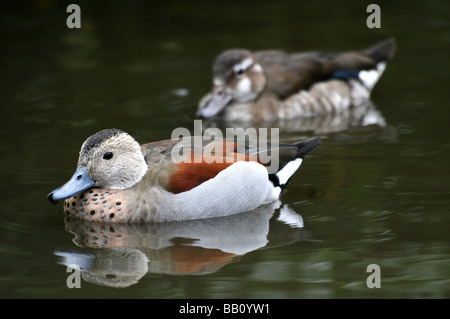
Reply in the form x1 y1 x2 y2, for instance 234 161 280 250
197 49 267 118
48 129 148 203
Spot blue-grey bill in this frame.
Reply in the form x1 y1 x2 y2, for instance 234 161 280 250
48 166 96 204
196 92 233 118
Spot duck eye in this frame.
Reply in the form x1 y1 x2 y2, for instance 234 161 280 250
236 68 244 76
103 152 113 160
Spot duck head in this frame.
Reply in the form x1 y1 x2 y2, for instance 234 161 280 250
48 129 148 204
197 49 267 118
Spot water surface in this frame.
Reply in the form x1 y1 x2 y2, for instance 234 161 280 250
0 0 449 298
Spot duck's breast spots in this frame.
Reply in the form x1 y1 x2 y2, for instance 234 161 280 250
64 189 129 222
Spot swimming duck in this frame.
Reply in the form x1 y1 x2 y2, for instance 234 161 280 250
197 38 396 121
48 129 319 223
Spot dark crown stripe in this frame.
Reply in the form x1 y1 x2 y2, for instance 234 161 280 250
83 128 125 152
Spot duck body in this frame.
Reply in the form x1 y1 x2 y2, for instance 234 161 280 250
197 38 396 121
48 129 319 223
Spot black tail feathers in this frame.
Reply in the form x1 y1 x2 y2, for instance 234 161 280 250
293 137 321 159
365 37 397 63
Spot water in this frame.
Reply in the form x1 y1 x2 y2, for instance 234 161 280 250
1 0 449 298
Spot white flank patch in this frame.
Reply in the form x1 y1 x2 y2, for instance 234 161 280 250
359 62 386 90
276 158 303 185
155 161 281 221
234 57 253 73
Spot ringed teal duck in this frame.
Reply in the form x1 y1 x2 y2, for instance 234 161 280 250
197 38 396 121
48 129 319 223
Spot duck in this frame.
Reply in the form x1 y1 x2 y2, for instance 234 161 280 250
196 37 396 122
47 129 320 223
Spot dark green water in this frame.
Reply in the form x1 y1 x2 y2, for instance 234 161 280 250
1 0 449 298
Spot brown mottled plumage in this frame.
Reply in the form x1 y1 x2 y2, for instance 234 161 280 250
197 38 396 121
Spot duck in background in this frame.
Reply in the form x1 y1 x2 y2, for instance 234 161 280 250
197 38 396 128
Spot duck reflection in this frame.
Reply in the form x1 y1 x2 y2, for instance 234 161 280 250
55 200 308 288
202 100 386 135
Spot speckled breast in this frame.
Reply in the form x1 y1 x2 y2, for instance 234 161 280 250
64 188 129 222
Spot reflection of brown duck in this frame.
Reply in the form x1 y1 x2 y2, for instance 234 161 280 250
214 100 387 135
